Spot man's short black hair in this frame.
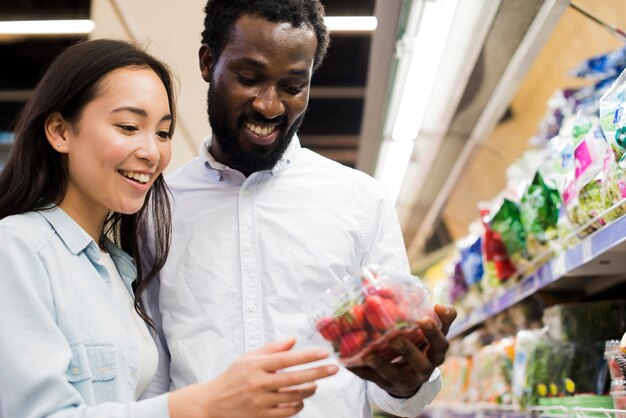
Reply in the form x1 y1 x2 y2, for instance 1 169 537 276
202 0 330 73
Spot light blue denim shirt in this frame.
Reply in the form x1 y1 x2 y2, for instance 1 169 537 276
0 206 169 418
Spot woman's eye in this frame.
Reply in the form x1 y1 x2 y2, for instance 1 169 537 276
116 124 138 133
156 130 172 140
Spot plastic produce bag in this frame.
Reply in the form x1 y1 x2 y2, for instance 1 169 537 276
310 265 440 367
480 207 517 284
600 66 626 167
520 171 561 258
488 199 531 271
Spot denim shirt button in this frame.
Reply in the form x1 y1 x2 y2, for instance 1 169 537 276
71 366 81 375
100 366 109 374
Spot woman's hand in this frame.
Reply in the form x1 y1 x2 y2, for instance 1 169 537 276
169 338 338 418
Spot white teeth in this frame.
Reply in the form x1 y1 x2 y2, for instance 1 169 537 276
120 170 150 184
245 122 275 137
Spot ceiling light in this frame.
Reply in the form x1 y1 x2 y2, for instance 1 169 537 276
0 19 95 36
324 16 377 32
375 0 458 202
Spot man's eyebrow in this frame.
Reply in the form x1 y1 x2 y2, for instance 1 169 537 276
235 57 310 77
112 106 172 123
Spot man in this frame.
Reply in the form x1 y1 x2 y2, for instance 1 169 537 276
144 0 456 416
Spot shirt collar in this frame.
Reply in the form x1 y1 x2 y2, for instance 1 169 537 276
200 134 301 179
38 205 98 258
38 205 137 286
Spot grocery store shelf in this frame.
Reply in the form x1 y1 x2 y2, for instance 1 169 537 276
423 403 625 417
448 212 626 339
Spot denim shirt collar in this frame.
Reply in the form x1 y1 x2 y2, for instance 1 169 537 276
38 205 137 290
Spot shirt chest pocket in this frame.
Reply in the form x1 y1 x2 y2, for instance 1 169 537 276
66 343 118 382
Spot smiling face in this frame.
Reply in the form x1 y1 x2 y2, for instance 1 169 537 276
200 14 318 175
49 66 172 236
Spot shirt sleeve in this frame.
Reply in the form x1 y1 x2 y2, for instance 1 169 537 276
360 186 411 272
139 274 173 398
0 227 170 418
367 369 442 417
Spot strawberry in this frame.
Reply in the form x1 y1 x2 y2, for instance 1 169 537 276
364 295 408 331
339 330 368 358
365 285 397 302
338 304 367 332
315 317 342 343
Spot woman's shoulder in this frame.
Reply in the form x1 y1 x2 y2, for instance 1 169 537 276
0 211 54 249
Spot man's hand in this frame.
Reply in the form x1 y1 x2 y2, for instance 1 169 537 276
347 304 457 398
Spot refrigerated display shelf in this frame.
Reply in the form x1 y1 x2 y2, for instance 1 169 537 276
423 403 625 418
448 205 626 339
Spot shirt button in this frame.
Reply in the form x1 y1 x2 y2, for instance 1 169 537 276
246 303 257 313
243 242 253 251
71 366 81 375
242 189 251 197
100 366 109 374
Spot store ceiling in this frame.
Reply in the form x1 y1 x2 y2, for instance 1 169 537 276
0 0 373 170
1 0 584 263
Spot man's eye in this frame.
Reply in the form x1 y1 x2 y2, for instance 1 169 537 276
236 74 257 85
284 85 304 94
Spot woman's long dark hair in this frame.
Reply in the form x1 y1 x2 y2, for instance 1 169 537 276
0 39 176 329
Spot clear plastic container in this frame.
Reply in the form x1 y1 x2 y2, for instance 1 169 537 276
606 340 626 381
310 265 441 367
611 389 626 418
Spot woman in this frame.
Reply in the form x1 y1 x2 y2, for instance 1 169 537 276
0 39 336 418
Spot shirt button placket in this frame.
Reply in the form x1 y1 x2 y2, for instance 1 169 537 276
239 179 264 351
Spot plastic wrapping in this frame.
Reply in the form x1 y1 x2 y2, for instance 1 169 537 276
542 300 626 342
488 199 531 270
311 265 440 367
600 65 626 167
519 172 561 258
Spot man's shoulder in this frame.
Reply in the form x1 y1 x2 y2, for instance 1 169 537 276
298 148 385 192
165 157 206 189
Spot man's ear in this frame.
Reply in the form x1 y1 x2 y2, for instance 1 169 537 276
199 44 214 83
44 112 71 153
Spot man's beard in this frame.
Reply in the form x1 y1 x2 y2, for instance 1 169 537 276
207 83 305 174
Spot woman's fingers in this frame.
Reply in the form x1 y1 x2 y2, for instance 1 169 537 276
251 338 297 355
265 364 338 391
260 347 330 371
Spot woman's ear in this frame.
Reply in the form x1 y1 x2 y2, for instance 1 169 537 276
44 112 70 153
199 44 214 83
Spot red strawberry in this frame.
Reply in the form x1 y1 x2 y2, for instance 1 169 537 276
365 285 397 302
339 330 368 358
364 295 408 331
338 304 367 332
315 317 342 343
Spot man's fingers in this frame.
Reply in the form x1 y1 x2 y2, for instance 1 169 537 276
418 318 450 367
347 363 389 388
433 304 457 336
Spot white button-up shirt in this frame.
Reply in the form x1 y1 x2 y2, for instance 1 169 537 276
143 136 441 417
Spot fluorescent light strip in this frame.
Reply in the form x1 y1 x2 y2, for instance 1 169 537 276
377 0 458 203
324 16 377 32
0 19 95 35
391 0 458 142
